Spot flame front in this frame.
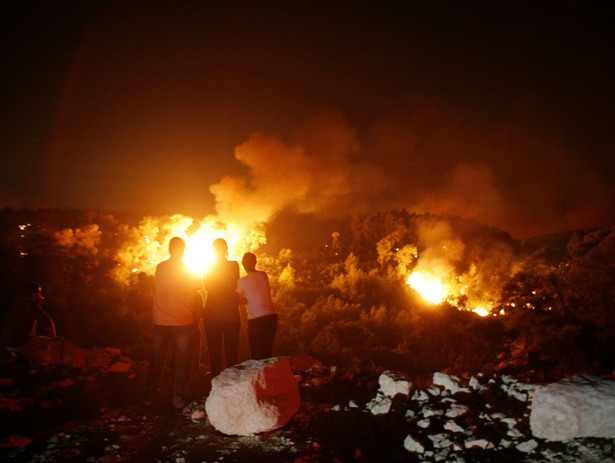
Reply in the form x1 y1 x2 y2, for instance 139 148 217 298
407 269 493 316
407 271 449 305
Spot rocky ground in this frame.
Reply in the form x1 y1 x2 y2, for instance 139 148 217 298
1 352 615 462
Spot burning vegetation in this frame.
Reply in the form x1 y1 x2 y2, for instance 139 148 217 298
1 207 614 379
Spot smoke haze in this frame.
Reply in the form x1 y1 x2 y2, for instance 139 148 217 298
211 104 614 239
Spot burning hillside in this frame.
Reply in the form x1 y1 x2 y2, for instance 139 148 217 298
2 206 615 378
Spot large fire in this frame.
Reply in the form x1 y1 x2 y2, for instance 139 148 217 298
407 269 492 317
406 272 448 305
113 214 266 282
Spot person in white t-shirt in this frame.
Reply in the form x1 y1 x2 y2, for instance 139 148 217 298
237 252 277 360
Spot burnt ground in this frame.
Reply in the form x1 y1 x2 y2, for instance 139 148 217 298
1 355 614 462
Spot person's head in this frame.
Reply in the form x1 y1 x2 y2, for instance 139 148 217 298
25 282 44 305
212 238 228 259
241 252 257 272
168 237 186 259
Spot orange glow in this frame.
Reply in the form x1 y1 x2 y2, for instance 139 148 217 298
407 268 494 316
113 214 265 282
407 271 449 305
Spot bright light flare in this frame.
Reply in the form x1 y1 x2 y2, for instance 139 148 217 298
472 307 490 317
183 231 217 274
407 271 449 305
112 214 266 283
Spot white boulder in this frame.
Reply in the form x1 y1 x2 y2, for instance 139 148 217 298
403 435 425 453
378 370 412 398
205 357 300 436
433 372 470 394
530 374 615 441
367 395 392 415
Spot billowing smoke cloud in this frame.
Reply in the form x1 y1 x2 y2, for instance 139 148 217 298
210 110 386 227
364 100 615 238
211 103 614 239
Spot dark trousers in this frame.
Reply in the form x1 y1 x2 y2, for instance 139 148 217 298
248 314 278 360
146 324 194 400
203 318 240 377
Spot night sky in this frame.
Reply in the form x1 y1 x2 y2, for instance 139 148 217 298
2 1 614 238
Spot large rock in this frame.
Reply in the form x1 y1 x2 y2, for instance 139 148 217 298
205 357 300 436
530 374 615 440
379 370 412 398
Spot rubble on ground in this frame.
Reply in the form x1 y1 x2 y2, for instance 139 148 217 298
1 353 615 461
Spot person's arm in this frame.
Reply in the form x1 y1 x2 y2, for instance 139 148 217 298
36 308 56 338
46 318 57 338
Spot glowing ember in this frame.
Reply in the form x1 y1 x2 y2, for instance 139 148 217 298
407 271 449 305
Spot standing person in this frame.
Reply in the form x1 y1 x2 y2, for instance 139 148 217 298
202 238 240 378
145 237 202 409
237 252 277 360
1 282 56 350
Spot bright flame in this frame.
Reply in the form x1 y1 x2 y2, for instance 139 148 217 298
407 271 449 305
113 214 266 283
407 268 495 315
472 307 490 317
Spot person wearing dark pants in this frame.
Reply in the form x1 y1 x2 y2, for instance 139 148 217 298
202 238 240 377
237 252 278 360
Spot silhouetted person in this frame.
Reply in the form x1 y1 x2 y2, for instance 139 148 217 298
145 237 202 409
202 238 240 377
1 282 56 351
237 252 277 359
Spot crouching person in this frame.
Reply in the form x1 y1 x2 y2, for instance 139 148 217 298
1 282 57 364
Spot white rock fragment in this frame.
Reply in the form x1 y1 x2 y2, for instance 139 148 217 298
468 376 486 392
445 404 470 418
423 406 443 417
503 379 537 402
348 400 359 409
428 433 452 449
378 370 412 398
515 439 538 453
405 409 416 418
464 438 494 450
412 390 429 402
433 372 470 394
367 395 392 415
530 375 615 441
426 385 442 397
499 439 512 448
417 418 431 428
500 417 517 428
507 427 524 438
205 357 300 436
403 435 425 453
444 421 465 433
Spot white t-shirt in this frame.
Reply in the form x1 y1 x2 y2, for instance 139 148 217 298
237 271 276 319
